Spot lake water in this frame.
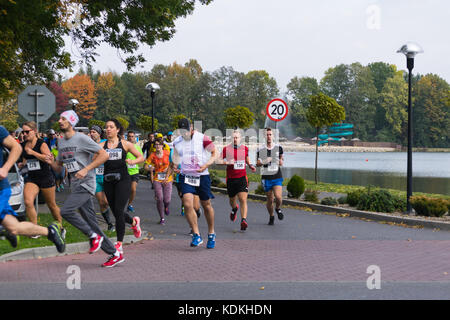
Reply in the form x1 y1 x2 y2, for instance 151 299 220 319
280 152 450 195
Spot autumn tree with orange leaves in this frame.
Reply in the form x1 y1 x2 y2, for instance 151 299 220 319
62 74 97 123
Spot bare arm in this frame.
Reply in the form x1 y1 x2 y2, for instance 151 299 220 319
0 136 22 180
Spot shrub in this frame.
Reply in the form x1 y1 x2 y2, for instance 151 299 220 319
410 196 449 217
356 189 396 213
321 197 338 206
338 196 347 204
347 189 365 207
303 189 319 203
287 175 305 198
392 195 407 212
209 170 222 187
255 183 266 195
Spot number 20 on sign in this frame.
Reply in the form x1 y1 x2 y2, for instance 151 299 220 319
266 98 288 122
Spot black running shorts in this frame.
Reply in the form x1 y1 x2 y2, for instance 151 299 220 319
226 176 248 198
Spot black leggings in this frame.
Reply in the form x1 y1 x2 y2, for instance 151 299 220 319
104 176 134 242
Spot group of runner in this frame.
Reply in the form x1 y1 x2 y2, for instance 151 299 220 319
0 110 285 268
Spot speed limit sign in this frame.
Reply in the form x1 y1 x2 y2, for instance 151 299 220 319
266 98 288 122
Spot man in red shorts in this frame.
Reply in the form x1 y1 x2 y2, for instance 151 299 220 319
220 129 256 231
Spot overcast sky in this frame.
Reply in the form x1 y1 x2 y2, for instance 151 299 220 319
64 0 450 92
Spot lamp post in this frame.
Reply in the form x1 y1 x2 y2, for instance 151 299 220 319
397 42 423 213
145 82 160 133
69 98 79 111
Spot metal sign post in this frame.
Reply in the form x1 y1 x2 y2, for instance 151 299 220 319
18 85 56 215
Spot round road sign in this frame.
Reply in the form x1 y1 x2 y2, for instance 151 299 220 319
266 98 288 122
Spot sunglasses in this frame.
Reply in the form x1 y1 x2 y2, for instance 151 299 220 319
22 130 32 134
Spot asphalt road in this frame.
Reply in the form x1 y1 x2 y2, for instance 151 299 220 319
1 178 450 301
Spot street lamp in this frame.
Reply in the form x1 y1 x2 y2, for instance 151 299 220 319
69 98 79 111
145 82 160 133
397 42 423 214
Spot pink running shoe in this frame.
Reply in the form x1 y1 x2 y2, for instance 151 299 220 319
102 253 125 268
114 242 123 254
89 235 104 254
131 216 142 238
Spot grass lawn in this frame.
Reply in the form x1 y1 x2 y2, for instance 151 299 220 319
0 213 125 256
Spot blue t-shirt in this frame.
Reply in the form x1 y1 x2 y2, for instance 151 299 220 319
0 126 10 191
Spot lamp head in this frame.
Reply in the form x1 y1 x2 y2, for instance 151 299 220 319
69 99 79 110
397 42 424 59
145 82 160 92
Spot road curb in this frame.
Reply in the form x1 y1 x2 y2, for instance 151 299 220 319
0 233 149 263
211 186 450 231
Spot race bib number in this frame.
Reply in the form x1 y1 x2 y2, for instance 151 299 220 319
127 164 137 169
268 163 278 172
27 160 41 171
107 148 122 160
157 172 166 181
95 167 104 175
234 160 245 170
185 175 200 187
64 159 81 173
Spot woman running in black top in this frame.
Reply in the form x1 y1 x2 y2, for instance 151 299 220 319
19 121 63 228
100 119 144 254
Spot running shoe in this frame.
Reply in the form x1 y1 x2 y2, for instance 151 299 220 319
114 242 123 254
131 216 142 238
276 208 284 220
196 207 202 218
61 227 67 240
60 184 64 191
268 216 275 225
102 253 125 268
127 205 135 213
47 224 66 253
230 204 239 222
190 233 203 247
89 234 104 254
240 218 248 231
56 186 60 192
181 206 185 216
206 233 216 249
159 218 165 225
5 231 18 248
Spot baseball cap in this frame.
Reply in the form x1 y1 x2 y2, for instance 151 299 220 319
167 131 173 136
48 129 56 135
177 118 190 130
156 133 163 138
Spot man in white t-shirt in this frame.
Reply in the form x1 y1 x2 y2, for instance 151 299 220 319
172 118 217 249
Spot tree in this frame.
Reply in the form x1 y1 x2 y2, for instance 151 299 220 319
95 72 124 120
170 114 188 131
0 120 18 133
286 76 320 137
88 119 105 129
62 74 97 123
116 116 129 131
306 93 345 184
223 106 254 129
137 115 158 135
0 0 213 100
379 72 408 144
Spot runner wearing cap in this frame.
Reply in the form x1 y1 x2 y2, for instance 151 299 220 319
0 125 65 253
46 110 123 267
172 118 217 248
219 129 256 231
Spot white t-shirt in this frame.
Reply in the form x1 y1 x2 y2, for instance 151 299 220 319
173 131 214 176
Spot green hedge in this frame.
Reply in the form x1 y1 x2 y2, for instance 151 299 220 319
410 196 449 217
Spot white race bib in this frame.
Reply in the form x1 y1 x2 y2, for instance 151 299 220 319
107 148 122 160
234 160 245 170
127 164 137 169
27 159 41 171
185 175 200 187
64 159 81 173
95 167 104 175
268 163 279 172
157 172 166 181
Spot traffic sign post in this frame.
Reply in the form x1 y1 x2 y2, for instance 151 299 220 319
17 85 55 211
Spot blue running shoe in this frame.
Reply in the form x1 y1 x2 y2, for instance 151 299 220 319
207 233 216 249
127 205 135 213
190 233 203 247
